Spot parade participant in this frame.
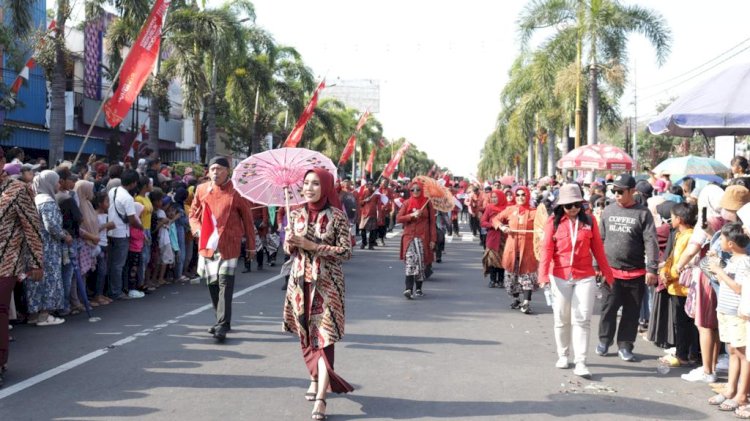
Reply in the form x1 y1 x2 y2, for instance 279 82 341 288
435 210 450 263
539 184 614 378
189 156 256 342
283 168 353 420
468 186 482 237
481 190 507 288
497 186 539 314
397 179 437 299
479 185 492 248
358 180 379 250
252 204 270 269
596 174 659 362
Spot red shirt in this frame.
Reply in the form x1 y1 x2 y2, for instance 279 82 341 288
538 214 614 284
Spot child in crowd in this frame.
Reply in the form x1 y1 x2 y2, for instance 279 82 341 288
92 192 114 305
125 203 146 299
659 202 698 367
148 189 165 287
709 222 750 412
155 196 176 285
135 176 154 292
166 201 181 281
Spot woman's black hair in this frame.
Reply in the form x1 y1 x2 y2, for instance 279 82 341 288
721 222 750 248
552 202 591 233
732 156 749 173
92 191 109 210
668 185 684 196
670 202 697 227
681 177 695 195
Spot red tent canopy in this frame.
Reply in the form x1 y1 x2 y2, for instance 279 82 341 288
557 144 633 171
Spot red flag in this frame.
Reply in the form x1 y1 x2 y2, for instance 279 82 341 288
103 0 170 127
355 109 370 131
124 124 146 163
10 21 55 95
382 142 410 180
365 148 376 176
338 134 357 165
283 79 326 148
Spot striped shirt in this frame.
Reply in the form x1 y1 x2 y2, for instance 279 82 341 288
717 254 750 315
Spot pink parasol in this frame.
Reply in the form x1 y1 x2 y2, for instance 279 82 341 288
557 144 633 171
232 148 337 215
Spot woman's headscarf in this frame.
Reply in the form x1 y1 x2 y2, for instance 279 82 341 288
404 179 428 212
485 190 507 216
174 187 188 205
33 170 59 206
74 180 99 238
305 168 341 212
512 185 532 211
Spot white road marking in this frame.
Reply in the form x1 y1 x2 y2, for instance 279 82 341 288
0 274 284 400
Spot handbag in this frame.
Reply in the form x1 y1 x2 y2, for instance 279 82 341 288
683 267 700 318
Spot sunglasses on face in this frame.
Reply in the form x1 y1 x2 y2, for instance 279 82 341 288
563 202 582 210
411 188 421 192
516 192 526 197
613 189 628 196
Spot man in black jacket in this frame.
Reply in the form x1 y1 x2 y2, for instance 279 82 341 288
596 173 659 362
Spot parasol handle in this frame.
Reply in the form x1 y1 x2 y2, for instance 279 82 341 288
284 186 291 223
420 198 431 211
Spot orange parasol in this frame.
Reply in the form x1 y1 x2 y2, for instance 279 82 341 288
414 176 453 211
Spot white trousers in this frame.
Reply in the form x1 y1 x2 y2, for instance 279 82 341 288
551 276 597 363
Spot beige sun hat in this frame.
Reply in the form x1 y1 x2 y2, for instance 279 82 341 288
556 184 584 207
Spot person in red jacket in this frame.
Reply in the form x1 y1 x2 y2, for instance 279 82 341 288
481 190 507 288
397 180 437 299
538 184 614 378
358 180 379 250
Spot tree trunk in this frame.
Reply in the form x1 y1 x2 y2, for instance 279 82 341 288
536 137 543 179
48 2 67 165
527 136 533 182
149 96 160 158
547 132 556 177
586 63 598 145
205 57 217 159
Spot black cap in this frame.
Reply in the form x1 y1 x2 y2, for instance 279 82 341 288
635 179 654 196
208 156 230 168
613 173 636 189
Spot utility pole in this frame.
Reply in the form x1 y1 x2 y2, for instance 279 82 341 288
632 62 639 174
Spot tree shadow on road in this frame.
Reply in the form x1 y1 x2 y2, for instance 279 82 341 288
342 393 708 420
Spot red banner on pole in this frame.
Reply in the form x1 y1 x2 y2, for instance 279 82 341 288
365 148 376 176
338 134 357 165
355 109 370 131
103 0 170 127
382 142 410 180
283 79 326 148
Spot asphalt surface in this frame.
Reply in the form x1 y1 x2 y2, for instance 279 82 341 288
0 221 721 420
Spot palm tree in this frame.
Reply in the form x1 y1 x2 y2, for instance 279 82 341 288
518 0 671 145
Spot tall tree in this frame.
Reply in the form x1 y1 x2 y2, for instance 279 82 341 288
518 0 671 145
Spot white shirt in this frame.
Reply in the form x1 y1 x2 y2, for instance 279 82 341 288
108 186 135 238
97 214 109 246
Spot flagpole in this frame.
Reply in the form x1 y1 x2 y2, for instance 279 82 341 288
73 62 125 166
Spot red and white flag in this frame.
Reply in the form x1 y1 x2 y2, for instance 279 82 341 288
355 109 370 131
365 148 376 176
382 142 410 180
283 79 326 148
125 124 146 162
10 58 35 95
338 134 357 165
103 0 170 127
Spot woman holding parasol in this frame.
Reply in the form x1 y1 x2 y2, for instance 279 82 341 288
495 185 539 314
396 179 437 299
283 168 354 420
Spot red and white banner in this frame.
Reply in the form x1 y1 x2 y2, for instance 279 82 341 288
10 21 56 95
338 134 357 165
355 109 370 131
125 124 147 162
382 142 410 180
365 148 376 176
103 0 170 127
283 79 326 148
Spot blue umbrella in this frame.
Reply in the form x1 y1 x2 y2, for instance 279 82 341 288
653 155 731 182
648 63 750 137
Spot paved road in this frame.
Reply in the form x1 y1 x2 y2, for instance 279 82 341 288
0 222 717 420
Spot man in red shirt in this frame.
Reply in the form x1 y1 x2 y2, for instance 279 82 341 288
189 157 256 342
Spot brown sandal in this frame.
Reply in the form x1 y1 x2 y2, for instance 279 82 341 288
311 398 326 420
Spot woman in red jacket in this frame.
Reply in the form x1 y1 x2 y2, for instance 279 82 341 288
396 180 437 299
497 186 538 313
538 184 614 379
481 190 507 288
